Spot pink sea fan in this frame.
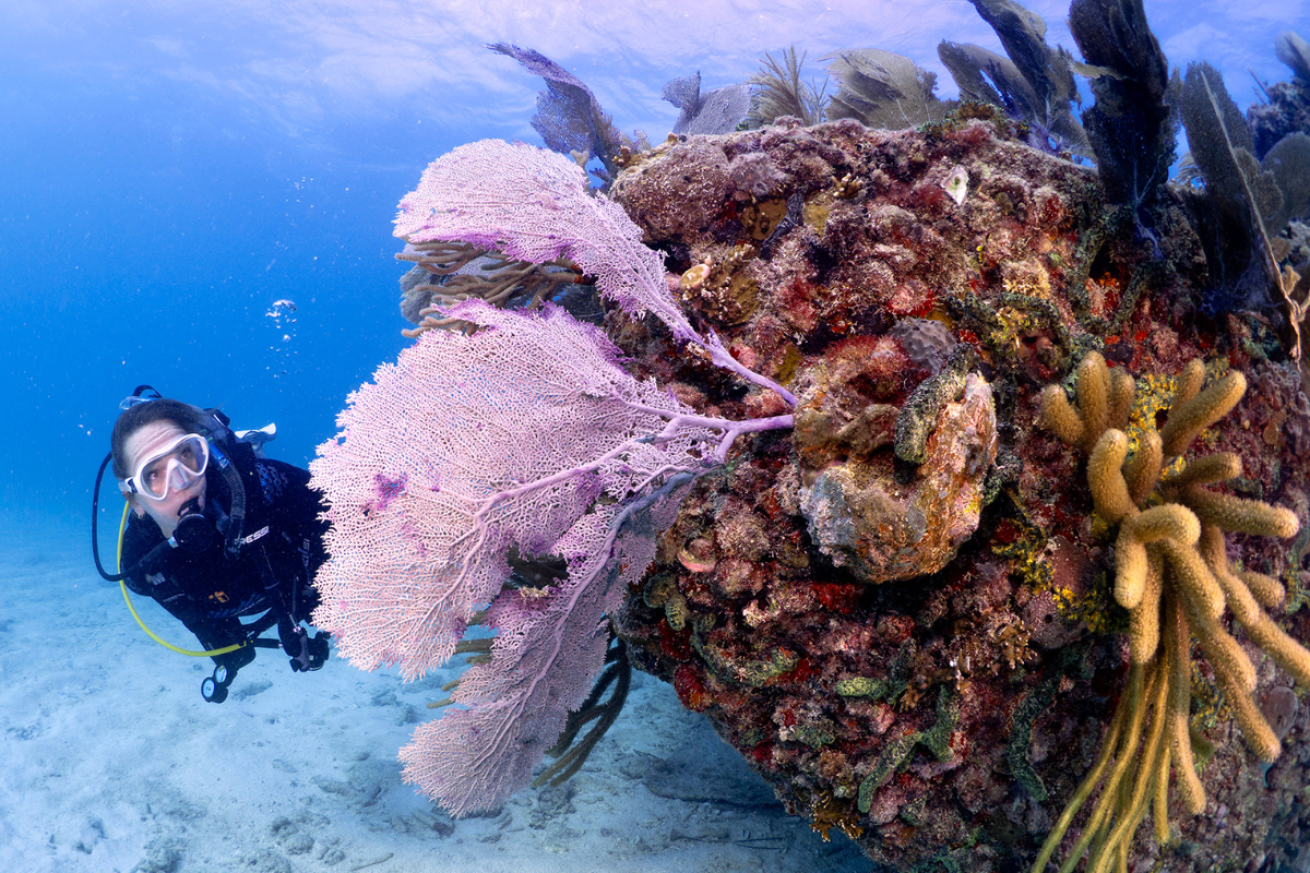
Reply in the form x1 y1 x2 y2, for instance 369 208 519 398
394 138 700 345
392 138 797 405
310 301 725 813
315 139 799 816
311 301 719 679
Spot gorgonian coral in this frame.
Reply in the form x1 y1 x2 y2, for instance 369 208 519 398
1033 351 1307 873
316 140 801 818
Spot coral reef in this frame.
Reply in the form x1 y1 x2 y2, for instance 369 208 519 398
324 3 1310 864
347 9 1310 863
606 119 1310 871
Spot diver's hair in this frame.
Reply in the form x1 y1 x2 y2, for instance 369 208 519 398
110 398 212 481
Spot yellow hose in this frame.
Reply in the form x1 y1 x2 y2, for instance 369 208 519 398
116 502 246 657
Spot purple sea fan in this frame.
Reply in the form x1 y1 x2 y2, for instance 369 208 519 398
393 138 796 405
310 301 734 813
398 478 690 816
394 138 697 343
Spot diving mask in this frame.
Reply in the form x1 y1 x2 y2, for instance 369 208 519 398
120 433 210 502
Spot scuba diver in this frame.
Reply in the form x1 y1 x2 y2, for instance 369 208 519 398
92 387 330 702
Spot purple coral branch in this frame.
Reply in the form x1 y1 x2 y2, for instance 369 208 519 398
635 407 796 461
701 330 798 406
442 404 791 577
437 439 680 590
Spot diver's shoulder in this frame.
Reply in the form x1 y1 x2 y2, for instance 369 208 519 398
251 456 312 504
122 512 163 552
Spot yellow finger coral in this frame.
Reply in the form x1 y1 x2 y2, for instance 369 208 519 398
1032 352 1305 873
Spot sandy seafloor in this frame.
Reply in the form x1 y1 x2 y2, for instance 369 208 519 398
0 510 870 873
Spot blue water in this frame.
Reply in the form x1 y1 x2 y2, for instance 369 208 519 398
0 1 1305 869
0 74 420 514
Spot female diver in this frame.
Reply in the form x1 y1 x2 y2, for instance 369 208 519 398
95 389 329 702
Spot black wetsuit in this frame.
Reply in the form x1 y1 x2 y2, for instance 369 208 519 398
121 440 328 673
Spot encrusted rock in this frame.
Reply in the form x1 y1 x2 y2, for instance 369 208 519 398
608 118 1310 873
799 372 997 583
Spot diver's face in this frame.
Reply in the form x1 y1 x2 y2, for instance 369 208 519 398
124 420 207 538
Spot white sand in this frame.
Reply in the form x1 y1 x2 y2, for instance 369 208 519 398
0 510 869 873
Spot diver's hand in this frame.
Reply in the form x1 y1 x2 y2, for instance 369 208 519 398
288 629 329 672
